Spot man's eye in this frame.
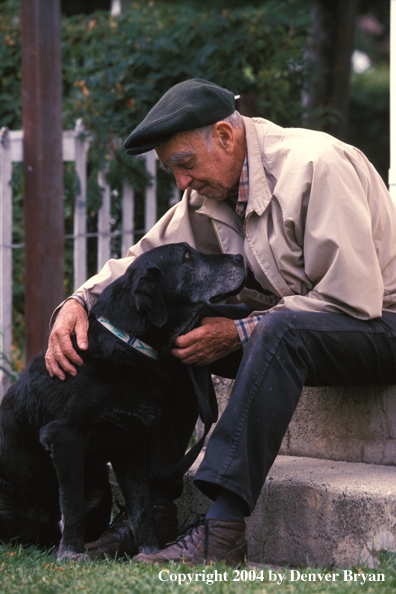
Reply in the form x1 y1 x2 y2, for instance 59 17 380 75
159 162 173 175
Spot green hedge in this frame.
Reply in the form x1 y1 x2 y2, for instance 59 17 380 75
348 64 390 183
1 0 309 189
61 1 308 192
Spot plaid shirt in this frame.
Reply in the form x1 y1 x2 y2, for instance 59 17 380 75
235 152 249 218
234 152 265 348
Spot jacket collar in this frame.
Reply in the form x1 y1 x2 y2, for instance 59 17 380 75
242 116 272 217
196 197 244 236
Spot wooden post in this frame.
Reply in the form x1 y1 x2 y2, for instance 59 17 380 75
303 0 359 140
145 151 157 232
97 167 112 271
0 128 13 396
73 119 89 289
122 182 134 257
390 0 396 200
20 0 64 362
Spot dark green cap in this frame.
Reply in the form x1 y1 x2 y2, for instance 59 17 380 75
123 78 236 155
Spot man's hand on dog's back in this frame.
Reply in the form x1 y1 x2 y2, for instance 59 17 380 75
45 299 89 381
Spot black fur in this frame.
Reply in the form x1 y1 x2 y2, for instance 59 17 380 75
0 243 245 560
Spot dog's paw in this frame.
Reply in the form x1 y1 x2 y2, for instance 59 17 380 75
57 549 92 563
139 545 159 555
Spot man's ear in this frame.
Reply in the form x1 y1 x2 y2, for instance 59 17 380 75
213 121 234 152
134 266 168 328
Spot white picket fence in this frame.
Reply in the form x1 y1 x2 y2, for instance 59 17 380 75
0 119 180 396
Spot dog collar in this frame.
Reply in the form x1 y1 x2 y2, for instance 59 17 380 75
96 315 159 361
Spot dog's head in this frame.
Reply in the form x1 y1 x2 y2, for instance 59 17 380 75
93 242 246 351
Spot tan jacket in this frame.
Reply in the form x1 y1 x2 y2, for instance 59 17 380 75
71 116 396 321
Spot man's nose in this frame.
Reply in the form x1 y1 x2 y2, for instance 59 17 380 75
174 172 193 191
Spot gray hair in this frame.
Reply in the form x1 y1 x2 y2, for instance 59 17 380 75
195 110 244 150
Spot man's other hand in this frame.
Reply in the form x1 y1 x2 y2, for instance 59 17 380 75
171 317 241 366
45 299 89 380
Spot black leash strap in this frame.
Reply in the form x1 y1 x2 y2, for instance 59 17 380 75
151 365 218 481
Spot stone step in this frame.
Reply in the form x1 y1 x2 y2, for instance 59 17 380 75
202 378 396 467
176 453 396 568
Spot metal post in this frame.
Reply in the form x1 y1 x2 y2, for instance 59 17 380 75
21 0 64 363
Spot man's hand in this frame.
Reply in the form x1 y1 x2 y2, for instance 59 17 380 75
171 317 241 366
45 299 89 381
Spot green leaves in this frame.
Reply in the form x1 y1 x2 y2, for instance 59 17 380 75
0 1 308 190
60 2 308 156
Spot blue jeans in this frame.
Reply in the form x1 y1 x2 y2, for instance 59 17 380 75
193 308 396 513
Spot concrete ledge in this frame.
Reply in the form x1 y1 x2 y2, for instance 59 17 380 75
280 385 396 465
177 454 396 568
205 378 396 466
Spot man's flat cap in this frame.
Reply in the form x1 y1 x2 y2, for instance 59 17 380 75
123 78 236 155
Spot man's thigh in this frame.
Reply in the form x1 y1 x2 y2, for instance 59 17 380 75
250 309 396 387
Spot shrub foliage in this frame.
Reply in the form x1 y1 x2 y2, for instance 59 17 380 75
1 0 309 179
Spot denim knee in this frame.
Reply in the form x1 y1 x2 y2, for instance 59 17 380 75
250 310 298 343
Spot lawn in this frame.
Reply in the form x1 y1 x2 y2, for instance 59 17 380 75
0 543 396 594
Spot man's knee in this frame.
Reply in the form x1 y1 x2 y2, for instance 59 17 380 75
252 310 298 340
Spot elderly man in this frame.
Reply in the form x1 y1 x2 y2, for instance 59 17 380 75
46 79 396 565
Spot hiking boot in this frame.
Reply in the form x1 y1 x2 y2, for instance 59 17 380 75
134 513 247 566
84 504 178 560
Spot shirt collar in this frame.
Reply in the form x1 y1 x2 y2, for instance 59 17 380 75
235 151 249 218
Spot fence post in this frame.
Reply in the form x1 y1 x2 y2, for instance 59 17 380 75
122 182 134 257
97 167 111 271
21 0 64 363
390 0 396 200
145 151 157 233
73 119 89 290
0 128 13 397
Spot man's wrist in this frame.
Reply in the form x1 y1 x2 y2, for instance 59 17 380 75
69 294 87 311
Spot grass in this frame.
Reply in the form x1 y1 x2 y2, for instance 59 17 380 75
0 544 396 594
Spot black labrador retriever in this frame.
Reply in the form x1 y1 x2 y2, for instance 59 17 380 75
0 243 246 560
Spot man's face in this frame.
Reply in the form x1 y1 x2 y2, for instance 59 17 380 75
155 124 244 201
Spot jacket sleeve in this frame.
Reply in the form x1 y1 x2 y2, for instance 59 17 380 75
263 142 385 319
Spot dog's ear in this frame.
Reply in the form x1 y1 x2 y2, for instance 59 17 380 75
134 266 168 328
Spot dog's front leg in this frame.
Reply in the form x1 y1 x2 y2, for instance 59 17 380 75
40 421 87 561
111 448 158 555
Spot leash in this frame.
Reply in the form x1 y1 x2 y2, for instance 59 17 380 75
96 315 159 361
150 364 218 481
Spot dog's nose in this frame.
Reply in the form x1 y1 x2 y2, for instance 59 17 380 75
233 254 244 264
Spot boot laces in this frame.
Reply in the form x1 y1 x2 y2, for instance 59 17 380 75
168 511 206 551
